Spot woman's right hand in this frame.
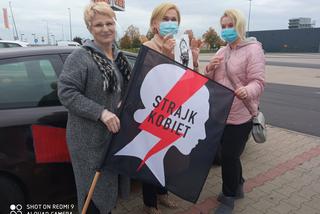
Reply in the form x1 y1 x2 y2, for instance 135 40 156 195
205 56 224 75
100 109 120 133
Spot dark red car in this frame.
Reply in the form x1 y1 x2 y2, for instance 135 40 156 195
0 46 137 213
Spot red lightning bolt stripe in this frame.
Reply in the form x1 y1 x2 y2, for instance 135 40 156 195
137 69 208 171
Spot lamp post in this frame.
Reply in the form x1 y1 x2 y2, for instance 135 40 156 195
42 20 50 45
9 1 19 40
20 33 24 41
54 23 65 41
247 0 252 36
68 8 73 41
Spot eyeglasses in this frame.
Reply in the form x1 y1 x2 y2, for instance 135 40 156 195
92 22 115 29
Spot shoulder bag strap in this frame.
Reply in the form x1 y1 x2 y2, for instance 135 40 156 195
223 48 256 116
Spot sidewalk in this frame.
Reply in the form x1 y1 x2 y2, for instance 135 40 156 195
113 125 320 214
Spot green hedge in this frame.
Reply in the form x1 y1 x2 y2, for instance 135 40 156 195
200 49 216 53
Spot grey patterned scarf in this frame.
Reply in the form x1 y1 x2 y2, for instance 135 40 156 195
84 46 131 93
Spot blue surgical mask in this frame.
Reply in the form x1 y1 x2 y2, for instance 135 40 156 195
159 21 179 36
221 28 238 43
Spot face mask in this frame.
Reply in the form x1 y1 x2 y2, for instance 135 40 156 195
221 28 238 43
159 21 179 36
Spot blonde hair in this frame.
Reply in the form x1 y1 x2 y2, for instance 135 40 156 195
149 2 181 34
220 9 246 40
84 2 116 30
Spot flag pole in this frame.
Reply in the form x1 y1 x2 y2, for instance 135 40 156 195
81 171 101 214
8 1 18 40
80 125 116 214
81 133 112 214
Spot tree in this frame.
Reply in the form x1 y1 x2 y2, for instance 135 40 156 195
140 35 149 44
119 25 142 49
126 25 140 43
146 30 154 40
120 34 131 49
202 27 225 50
131 37 141 48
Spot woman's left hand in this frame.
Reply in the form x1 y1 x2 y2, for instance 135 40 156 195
100 109 121 133
187 30 202 69
235 87 248 100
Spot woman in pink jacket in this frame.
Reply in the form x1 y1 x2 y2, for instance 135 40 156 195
204 9 265 214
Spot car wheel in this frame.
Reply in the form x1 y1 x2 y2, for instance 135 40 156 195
0 176 25 214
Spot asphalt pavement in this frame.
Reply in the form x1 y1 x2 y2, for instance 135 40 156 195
199 52 320 137
261 83 320 137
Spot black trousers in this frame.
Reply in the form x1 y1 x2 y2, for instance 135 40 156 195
142 182 168 208
220 120 252 197
86 200 111 214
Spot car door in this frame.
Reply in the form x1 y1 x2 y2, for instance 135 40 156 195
0 54 75 204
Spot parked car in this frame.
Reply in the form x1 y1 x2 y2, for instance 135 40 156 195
0 40 30 48
0 46 137 213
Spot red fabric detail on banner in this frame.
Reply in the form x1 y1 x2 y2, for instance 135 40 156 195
138 69 208 170
32 125 70 163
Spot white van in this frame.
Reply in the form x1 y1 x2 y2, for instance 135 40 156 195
57 41 81 47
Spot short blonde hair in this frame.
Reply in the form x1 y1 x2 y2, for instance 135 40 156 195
84 2 116 29
220 9 246 40
150 2 181 34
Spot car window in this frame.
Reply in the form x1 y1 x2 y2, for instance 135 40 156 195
7 43 21 48
0 43 8 48
40 60 57 79
0 55 62 109
126 55 136 68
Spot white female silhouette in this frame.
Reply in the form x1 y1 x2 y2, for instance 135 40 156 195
115 64 210 186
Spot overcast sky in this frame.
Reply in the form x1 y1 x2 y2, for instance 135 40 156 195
0 0 319 43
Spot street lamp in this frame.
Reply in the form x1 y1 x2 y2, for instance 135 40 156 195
43 20 50 45
247 0 252 36
53 23 65 41
68 8 73 41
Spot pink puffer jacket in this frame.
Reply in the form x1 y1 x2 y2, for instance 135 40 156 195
204 38 265 125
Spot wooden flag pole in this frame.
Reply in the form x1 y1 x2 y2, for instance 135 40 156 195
81 171 101 214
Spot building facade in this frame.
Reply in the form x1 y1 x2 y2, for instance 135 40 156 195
248 28 320 53
289 18 313 29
